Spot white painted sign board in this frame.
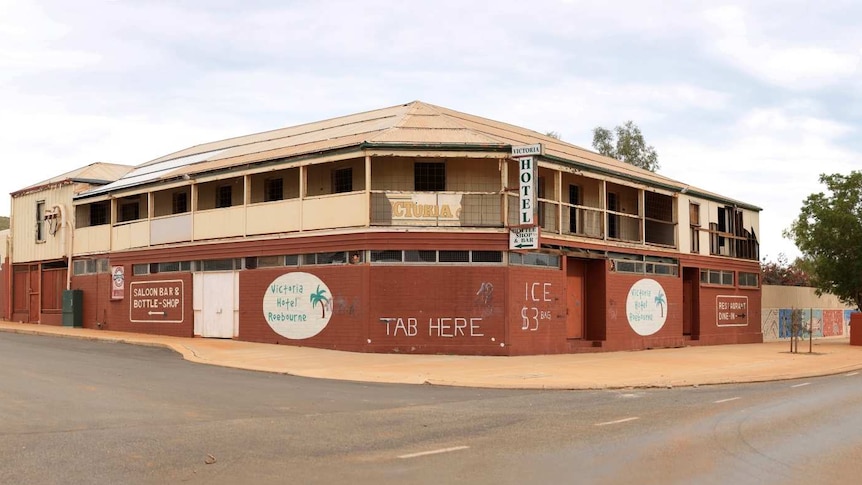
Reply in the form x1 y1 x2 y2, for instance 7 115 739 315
518 156 536 225
511 144 543 157
510 226 539 250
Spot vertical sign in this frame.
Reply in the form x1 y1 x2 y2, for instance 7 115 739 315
111 265 124 300
518 156 536 225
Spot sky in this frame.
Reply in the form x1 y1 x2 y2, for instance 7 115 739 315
2 0 860 261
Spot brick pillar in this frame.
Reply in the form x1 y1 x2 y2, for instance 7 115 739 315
851 312 862 346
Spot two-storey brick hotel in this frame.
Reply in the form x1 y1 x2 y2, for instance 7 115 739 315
1 101 762 355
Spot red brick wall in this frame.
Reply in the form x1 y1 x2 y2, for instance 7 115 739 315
695 285 762 345
603 272 685 351
72 273 112 329
239 266 369 350
0 258 8 320
72 268 194 337
369 266 507 355
681 258 763 346
239 265 509 355
506 266 568 355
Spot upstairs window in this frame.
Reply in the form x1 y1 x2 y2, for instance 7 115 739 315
172 192 188 214
414 162 445 191
689 203 700 253
36 200 45 242
264 178 283 202
119 202 139 222
332 168 353 193
216 185 232 208
90 202 109 226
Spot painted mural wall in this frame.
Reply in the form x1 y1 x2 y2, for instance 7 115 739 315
602 271 685 351
238 265 509 355
761 285 857 340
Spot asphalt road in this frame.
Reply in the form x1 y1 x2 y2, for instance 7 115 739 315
2 332 862 485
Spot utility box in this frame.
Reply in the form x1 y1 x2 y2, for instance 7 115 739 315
62 289 83 328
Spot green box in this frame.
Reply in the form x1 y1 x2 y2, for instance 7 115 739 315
62 289 83 327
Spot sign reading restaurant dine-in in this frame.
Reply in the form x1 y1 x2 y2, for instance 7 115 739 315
130 280 185 323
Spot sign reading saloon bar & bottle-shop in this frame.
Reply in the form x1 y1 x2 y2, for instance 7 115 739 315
129 280 185 323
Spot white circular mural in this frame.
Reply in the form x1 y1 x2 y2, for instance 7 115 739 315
263 272 333 340
625 278 668 336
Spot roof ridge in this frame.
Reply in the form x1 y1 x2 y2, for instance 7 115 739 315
143 101 419 166
366 101 506 145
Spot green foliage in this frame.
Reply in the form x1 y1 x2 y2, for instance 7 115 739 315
760 253 811 287
592 121 659 172
785 171 862 310
0 216 8 231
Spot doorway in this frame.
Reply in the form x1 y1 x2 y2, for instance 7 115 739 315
28 265 40 323
193 272 237 338
682 267 700 338
566 259 585 339
607 192 619 239
569 185 580 234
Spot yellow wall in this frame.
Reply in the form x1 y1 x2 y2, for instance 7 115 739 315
306 158 365 196
11 184 75 263
762 285 855 310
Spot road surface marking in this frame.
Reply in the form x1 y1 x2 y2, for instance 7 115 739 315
398 446 470 459
847 372 859 377
714 397 741 404
595 417 639 426
791 382 810 388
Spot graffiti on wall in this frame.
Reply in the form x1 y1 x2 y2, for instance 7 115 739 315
474 282 495 317
521 282 552 331
263 272 333 340
626 278 667 336
378 317 485 338
762 308 851 340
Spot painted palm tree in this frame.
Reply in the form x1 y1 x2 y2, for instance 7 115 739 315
654 291 666 318
310 286 330 318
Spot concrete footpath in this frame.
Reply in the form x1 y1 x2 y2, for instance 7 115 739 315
3 320 862 390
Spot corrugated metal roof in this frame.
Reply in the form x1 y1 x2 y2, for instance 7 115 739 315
77 149 226 199
73 101 758 210
13 162 133 195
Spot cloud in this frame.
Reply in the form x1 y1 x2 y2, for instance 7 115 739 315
702 5 861 90
659 108 859 260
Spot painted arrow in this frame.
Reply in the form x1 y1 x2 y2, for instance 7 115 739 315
148 311 167 316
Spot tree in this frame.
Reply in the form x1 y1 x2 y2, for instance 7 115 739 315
592 121 659 172
654 291 666 318
785 171 862 311
309 285 330 318
0 216 8 230
760 253 811 287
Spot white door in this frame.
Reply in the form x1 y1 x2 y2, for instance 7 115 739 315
195 272 236 338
